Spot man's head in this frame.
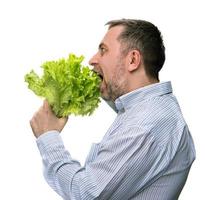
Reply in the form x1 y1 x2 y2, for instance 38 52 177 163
89 19 165 101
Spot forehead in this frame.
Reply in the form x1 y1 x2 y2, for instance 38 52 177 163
101 25 124 46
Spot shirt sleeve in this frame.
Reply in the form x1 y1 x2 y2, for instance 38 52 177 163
36 127 171 200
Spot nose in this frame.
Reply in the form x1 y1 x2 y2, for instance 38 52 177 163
89 52 99 67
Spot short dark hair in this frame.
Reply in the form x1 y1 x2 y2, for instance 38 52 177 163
106 19 165 80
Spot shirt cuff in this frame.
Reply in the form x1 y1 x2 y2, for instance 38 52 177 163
36 130 70 159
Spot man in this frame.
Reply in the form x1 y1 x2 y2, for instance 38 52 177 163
30 19 196 200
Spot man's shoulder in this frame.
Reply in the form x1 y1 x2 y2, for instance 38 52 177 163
125 94 186 133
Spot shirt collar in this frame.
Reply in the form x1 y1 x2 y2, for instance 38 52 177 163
115 81 173 112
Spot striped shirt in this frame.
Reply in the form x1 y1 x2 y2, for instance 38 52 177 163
36 81 196 200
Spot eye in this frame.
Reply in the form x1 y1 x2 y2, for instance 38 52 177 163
99 46 107 55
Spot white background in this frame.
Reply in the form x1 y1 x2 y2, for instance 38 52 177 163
0 0 204 199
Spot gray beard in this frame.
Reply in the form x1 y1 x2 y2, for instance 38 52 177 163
106 63 128 101
101 55 128 102
106 80 127 101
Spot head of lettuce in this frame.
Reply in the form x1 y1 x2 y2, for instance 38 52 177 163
25 54 101 118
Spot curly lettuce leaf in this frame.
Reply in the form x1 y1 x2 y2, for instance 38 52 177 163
25 54 101 117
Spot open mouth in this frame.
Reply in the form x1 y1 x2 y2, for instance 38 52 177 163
98 74 103 80
93 70 103 81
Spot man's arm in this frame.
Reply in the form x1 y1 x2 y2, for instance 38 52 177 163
31 101 171 199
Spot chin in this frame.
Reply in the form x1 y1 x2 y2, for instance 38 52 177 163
101 92 110 101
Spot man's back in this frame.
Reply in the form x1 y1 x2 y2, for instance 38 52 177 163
130 126 194 200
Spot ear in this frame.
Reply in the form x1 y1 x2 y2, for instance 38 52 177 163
126 50 141 72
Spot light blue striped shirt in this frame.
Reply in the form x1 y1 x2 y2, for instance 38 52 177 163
36 81 196 200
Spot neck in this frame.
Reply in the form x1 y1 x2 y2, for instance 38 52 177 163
126 74 159 94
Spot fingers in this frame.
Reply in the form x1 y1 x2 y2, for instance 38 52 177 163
30 113 41 137
58 116 69 132
30 100 69 137
59 116 68 124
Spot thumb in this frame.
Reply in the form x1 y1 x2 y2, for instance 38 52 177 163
43 99 52 112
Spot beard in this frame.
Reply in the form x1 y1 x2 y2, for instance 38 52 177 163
101 60 128 102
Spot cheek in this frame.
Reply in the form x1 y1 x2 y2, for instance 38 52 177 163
103 68 113 83
101 55 118 80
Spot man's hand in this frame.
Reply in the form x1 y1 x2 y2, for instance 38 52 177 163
30 100 68 138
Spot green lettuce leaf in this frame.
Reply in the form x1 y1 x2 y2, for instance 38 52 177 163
25 54 101 117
